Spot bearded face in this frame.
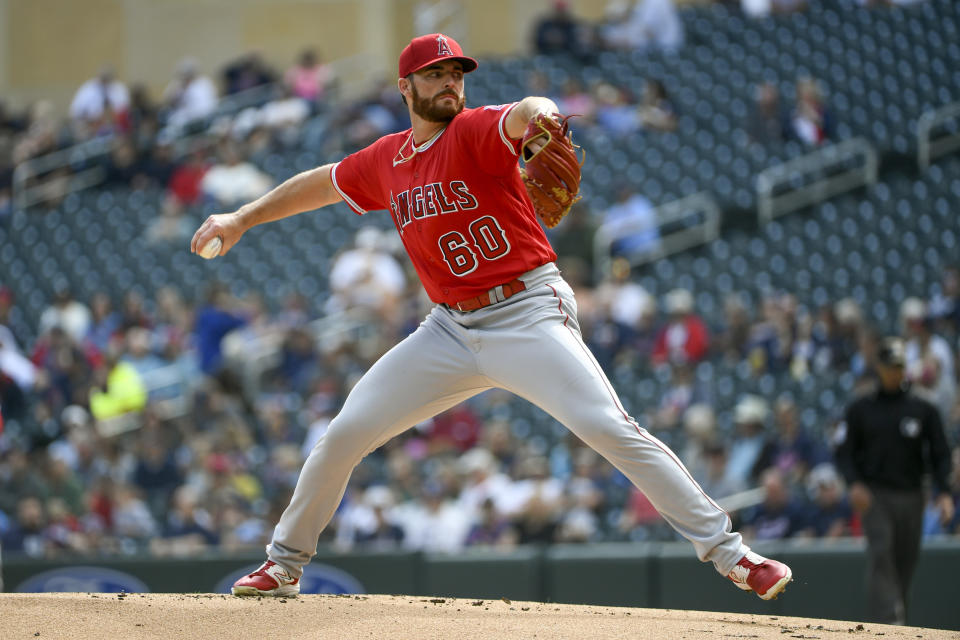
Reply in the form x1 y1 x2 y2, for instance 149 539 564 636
408 77 465 123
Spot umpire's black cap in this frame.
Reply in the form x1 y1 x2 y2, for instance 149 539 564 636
877 336 906 367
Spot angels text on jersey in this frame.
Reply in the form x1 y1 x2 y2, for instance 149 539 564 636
389 181 478 232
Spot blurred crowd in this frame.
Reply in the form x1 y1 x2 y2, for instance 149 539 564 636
2 234 958 558
531 0 917 60
1 0 955 560
530 1 835 147
0 1 842 231
0 48 336 221
0 0 926 222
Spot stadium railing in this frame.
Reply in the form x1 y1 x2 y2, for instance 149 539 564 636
756 137 878 225
917 101 960 170
11 51 382 214
593 191 721 282
10 83 277 213
12 136 114 211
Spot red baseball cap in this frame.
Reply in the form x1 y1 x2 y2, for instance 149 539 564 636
398 33 478 78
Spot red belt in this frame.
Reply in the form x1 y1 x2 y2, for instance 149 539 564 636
450 279 527 312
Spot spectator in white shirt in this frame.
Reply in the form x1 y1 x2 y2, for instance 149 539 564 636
594 257 656 329
334 485 405 551
601 0 637 50
605 0 684 52
39 286 92 343
901 298 956 419
400 481 472 553
1 325 37 399
743 0 807 17
326 227 407 318
163 58 218 133
200 143 273 206
457 447 517 519
69 66 130 138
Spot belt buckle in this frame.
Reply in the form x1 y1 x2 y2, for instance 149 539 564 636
484 284 507 307
454 281 518 313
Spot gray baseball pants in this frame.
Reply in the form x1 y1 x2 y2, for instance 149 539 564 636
267 263 745 577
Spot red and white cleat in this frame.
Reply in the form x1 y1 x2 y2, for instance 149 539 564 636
727 551 793 600
231 561 300 598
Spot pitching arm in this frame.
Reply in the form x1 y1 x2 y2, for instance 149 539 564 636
190 163 343 257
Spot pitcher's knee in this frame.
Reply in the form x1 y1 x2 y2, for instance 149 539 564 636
308 416 383 464
565 416 645 454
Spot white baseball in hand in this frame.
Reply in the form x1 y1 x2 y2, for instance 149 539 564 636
198 235 223 260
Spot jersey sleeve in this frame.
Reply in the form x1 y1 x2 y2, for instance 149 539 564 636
330 140 388 215
456 103 523 175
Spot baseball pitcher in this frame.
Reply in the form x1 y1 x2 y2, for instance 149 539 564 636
191 33 792 601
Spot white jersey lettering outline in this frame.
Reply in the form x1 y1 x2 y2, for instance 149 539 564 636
449 181 479 210
391 181 479 232
437 213 511 276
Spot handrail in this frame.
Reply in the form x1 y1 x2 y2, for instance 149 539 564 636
214 82 281 117
12 83 290 212
11 52 378 213
593 191 721 282
12 136 114 211
756 137 878 224
219 307 383 403
917 101 960 169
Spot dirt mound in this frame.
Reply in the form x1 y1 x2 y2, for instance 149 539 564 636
2 593 953 640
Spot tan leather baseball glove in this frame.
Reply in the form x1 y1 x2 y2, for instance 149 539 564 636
519 113 584 228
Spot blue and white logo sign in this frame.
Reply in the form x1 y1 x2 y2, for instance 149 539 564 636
216 563 365 595
16 566 150 593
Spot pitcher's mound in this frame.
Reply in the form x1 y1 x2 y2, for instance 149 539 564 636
1 593 953 640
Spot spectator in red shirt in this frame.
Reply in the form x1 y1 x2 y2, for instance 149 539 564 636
427 404 481 454
167 149 209 206
652 288 709 366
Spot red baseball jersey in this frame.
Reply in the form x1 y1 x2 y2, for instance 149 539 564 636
330 103 557 305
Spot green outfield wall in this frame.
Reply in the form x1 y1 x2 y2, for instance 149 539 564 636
3 540 958 630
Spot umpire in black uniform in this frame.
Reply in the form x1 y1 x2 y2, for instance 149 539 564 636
835 336 954 625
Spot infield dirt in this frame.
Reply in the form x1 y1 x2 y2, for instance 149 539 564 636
2 593 956 640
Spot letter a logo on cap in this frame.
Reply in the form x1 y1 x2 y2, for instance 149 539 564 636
437 34 453 57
